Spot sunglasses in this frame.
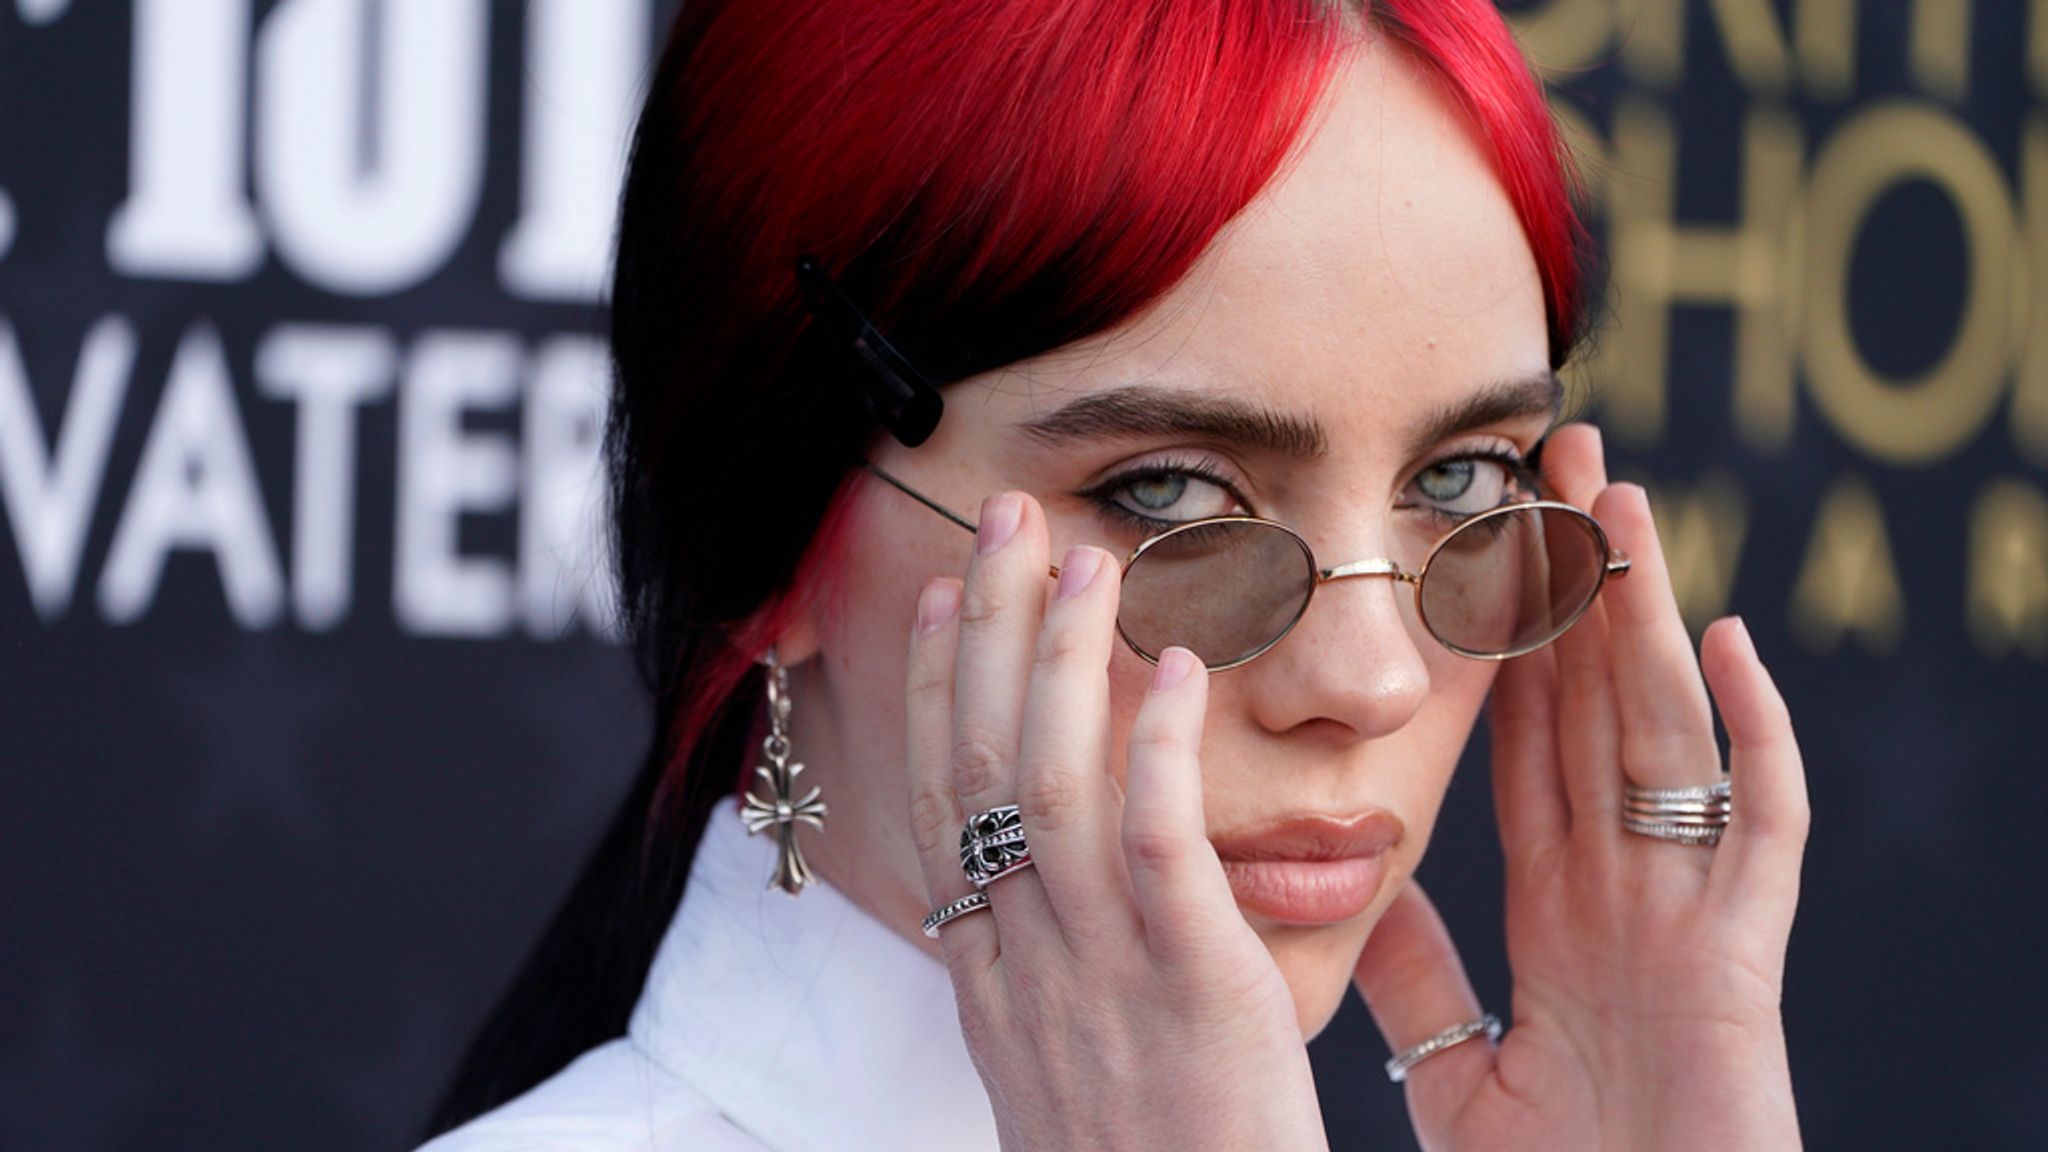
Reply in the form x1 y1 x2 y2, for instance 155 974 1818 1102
865 461 1631 671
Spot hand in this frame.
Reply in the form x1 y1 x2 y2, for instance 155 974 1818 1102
904 491 1329 1152
1351 422 1809 1151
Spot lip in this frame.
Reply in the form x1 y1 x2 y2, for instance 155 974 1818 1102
1210 811 1405 926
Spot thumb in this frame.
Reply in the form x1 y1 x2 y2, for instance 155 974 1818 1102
1352 880 1494 1129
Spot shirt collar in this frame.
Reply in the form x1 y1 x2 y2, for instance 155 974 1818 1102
629 801 999 1152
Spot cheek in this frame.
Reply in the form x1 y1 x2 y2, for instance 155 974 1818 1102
1395 650 1500 830
812 501 963 779
1099 648 1159 790
1423 647 1501 732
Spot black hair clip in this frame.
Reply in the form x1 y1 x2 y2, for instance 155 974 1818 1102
794 254 945 448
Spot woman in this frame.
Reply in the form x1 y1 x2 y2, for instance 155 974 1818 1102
421 0 1808 1148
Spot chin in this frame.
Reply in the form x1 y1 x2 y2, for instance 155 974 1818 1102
1255 917 1379 1041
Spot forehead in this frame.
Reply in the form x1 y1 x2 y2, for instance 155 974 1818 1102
988 35 1549 453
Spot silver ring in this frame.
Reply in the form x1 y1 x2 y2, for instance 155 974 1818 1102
1385 1013 1502 1082
921 891 991 938
960 804 1034 888
1622 774 1730 847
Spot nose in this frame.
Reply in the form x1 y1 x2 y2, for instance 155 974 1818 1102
1237 558 1432 742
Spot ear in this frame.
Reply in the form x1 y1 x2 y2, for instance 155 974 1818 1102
734 578 830 669
768 603 827 666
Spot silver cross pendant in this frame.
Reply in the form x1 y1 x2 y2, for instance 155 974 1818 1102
739 654 827 894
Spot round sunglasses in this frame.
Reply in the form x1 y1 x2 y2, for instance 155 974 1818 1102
864 462 1630 671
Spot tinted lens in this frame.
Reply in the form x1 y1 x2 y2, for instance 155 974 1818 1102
1117 520 1317 669
1418 505 1606 656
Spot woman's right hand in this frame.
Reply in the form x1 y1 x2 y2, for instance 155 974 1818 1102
904 490 1329 1152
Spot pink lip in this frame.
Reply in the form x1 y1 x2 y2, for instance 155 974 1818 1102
1210 812 1405 926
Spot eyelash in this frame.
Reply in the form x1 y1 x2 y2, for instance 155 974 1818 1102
1397 445 1539 530
1079 456 1248 535
1081 442 1541 536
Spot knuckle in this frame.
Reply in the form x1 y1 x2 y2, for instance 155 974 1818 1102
1756 789 1811 847
1127 718 1187 758
1622 729 1711 775
951 727 1012 799
1033 618 1093 670
1017 768 1084 833
957 581 1008 630
951 981 1007 1046
1559 652 1608 702
908 787 958 855
1122 821 1186 872
1755 689 1795 732
905 655 951 706
1785 801 1813 844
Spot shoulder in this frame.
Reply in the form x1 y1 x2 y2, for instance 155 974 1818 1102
414 1039 770 1152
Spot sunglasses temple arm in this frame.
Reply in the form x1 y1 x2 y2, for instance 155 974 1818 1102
860 462 1064 579
862 462 978 533
1607 549 1632 577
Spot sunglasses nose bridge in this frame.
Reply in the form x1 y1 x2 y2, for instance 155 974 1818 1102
1317 558 1419 585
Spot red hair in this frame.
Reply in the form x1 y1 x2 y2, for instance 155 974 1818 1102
430 2 1593 1127
627 0 1590 817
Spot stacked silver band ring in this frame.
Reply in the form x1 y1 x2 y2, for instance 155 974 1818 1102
922 891 991 938
1385 1013 1502 1083
1622 774 1732 846
960 803 1035 888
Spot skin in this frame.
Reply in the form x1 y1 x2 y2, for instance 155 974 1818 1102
769 32 1807 1152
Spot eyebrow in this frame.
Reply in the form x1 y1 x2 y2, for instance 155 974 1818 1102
1015 385 1329 459
1013 370 1562 461
1402 371 1563 459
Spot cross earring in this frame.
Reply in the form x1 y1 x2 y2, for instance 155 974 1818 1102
739 648 828 894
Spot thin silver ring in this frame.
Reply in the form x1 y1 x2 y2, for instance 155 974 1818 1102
1622 819 1726 846
1624 776 1732 805
921 891 991 938
1385 1013 1502 1083
1622 774 1731 848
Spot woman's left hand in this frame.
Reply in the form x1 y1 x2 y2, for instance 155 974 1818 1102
1350 421 1809 1152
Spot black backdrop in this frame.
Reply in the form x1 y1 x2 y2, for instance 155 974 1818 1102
2 2 2043 1150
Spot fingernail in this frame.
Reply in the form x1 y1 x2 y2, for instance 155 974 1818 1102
1151 646 1197 692
1730 614 1756 657
977 494 1023 555
916 580 960 635
1055 547 1104 600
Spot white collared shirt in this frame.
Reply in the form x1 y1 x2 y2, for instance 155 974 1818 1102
419 803 1001 1152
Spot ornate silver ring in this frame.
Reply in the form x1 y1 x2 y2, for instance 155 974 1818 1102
960 804 1034 888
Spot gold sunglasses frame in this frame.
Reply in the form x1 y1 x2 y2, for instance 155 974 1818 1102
863 461 1631 671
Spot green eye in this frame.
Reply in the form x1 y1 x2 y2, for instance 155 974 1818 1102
1093 462 1248 531
1125 474 1189 511
1405 452 1521 521
1417 460 1475 502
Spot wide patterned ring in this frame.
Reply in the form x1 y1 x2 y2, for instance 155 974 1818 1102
960 804 1034 888
1621 774 1732 847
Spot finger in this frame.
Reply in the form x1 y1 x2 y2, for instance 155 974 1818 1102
1536 422 1621 828
905 577 998 969
1552 601 1621 828
954 491 1060 930
1351 881 1495 1125
1700 616 1809 926
1487 643 1568 865
1015 545 1137 948
1122 648 1246 969
1539 421 1607 510
1591 482 1722 789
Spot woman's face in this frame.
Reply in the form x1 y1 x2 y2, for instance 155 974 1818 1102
788 38 1551 1038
